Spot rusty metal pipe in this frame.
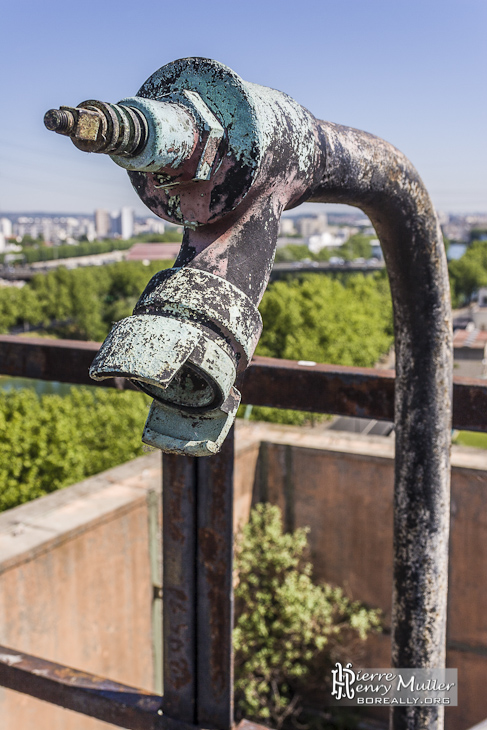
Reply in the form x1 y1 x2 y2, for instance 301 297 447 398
83 59 327 457
308 124 452 730
45 59 452 730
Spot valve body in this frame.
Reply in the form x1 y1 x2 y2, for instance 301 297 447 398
46 58 323 456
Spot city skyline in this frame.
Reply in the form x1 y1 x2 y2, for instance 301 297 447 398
1 1 486 215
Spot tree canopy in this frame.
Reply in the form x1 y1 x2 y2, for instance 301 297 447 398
0 259 172 340
0 387 149 512
449 240 487 306
257 272 393 367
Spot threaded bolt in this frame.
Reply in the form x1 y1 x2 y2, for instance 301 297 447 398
44 101 148 156
44 109 75 135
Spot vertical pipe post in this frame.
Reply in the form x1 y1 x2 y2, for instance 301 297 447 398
163 431 235 730
196 429 235 730
311 122 452 730
162 454 197 724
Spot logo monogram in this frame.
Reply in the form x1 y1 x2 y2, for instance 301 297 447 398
331 662 356 700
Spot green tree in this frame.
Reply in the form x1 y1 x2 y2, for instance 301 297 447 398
240 273 393 425
0 259 173 339
0 287 23 333
274 245 311 263
337 233 373 261
0 387 150 512
20 235 40 248
449 240 487 306
257 273 393 367
234 503 381 728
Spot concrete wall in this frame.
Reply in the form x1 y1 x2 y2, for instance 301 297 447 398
1 423 487 729
0 454 161 730
0 436 262 730
240 421 487 730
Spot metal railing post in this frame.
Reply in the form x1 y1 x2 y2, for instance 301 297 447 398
162 428 235 730
162 454 197 723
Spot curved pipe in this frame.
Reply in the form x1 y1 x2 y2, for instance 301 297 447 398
46 61 452 730
141 104 453 729
176 114 453 730
309 123 452 730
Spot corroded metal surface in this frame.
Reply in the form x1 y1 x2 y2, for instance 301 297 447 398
135 267 263 369
0 643 274 730
162 436 234 729
0 645 163 730
43 56 454 730
196 433 234 728
110 96 198 172
162 455 197 723
90 266 258 454
0 335 117 388
143 389 239 456
0 336 484 431
84 57 323 455
241 356 396 421
309 124 452 730
45 100 151 156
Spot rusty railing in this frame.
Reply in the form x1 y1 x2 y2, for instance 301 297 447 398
0 335 486 729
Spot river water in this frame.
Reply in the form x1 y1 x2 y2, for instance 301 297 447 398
0 376 79 396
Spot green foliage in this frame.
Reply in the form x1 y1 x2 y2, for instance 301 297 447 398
337 233 373 261
21 238 134 264
452 430 487 449
20 234 42 248
275 245 316 263
257 273 393 367
239 273 392 426
131 230 183 243
234 504 381 728
448 240 487 306
0 387 150 512
0 259 172 339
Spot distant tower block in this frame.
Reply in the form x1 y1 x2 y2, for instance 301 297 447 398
120 207 134 240
95 209 111 239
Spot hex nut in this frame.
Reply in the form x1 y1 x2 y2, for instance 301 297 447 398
175 90 225 180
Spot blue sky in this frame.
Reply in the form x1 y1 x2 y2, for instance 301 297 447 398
1 0 485 215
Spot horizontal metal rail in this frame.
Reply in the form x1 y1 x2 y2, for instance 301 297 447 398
0 646 164 730
0 335 486 431
0 334 484 729
0 645 264 730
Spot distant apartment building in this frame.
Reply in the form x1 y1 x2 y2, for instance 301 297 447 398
296 213 328 238
279 218 297 236
307 231 343 253
453 325 487 378
120 207 134 240
307 226 355 254
145 217 165 235
95 209 111 239
132 216 166 237
109 207 134 240
0 218 13 239
5 215 94 244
